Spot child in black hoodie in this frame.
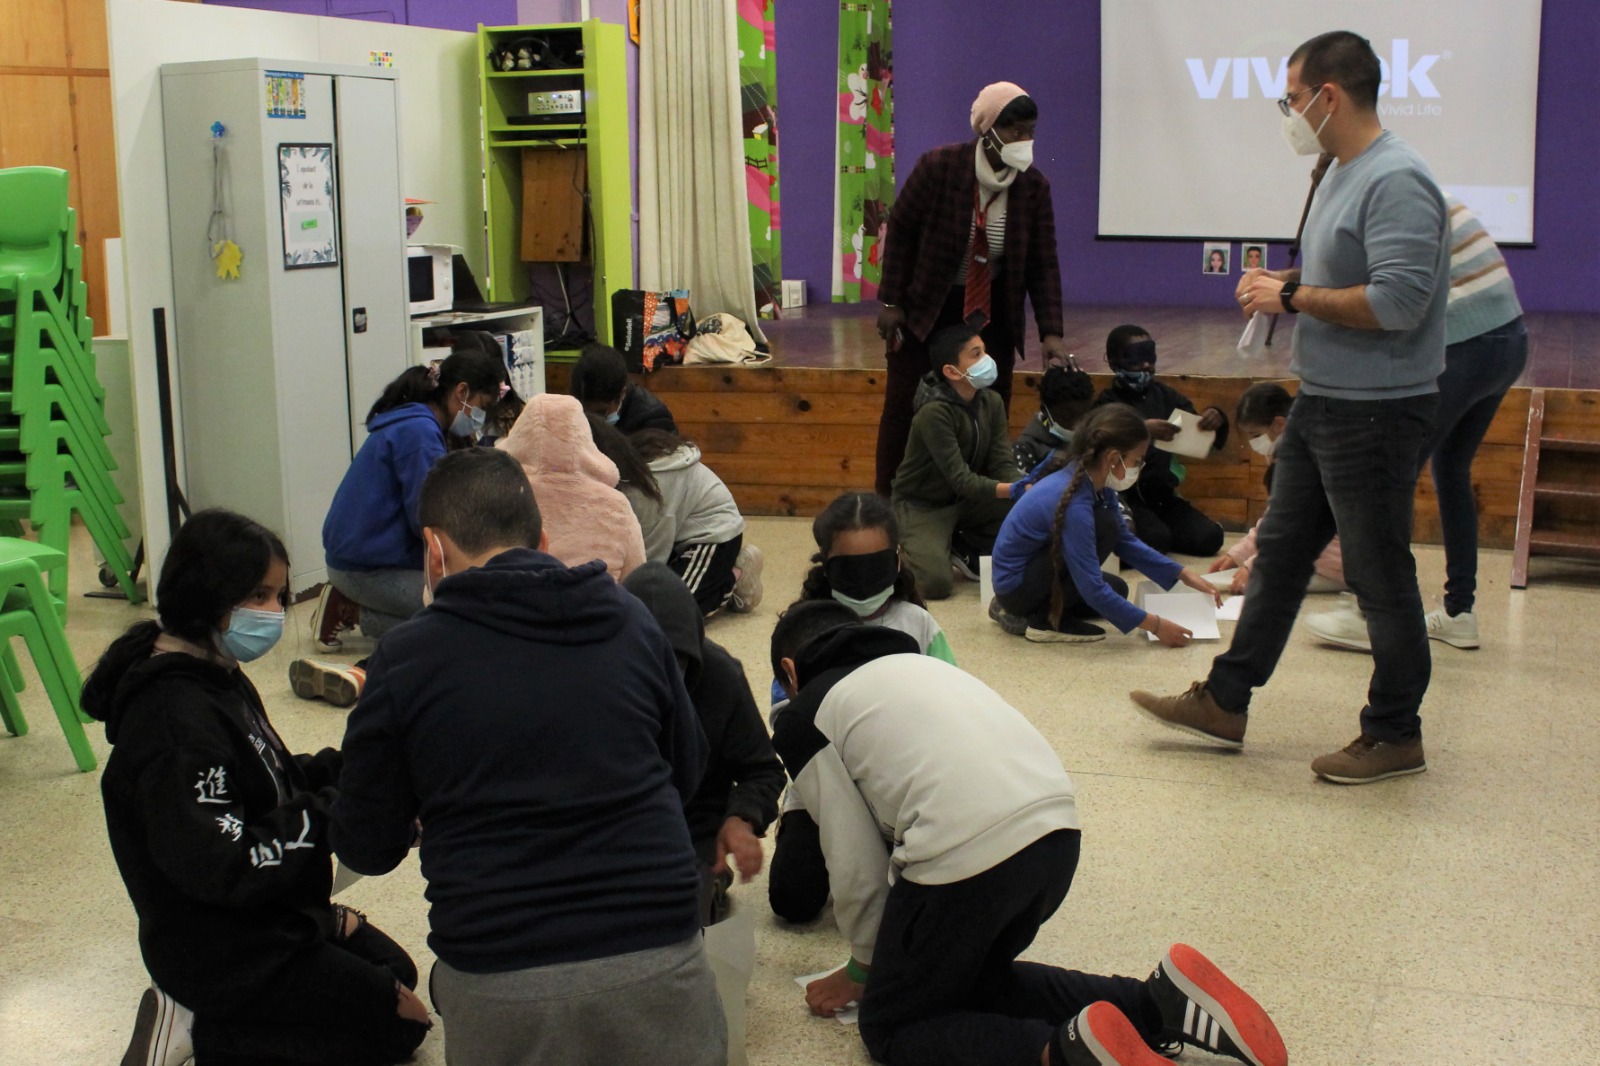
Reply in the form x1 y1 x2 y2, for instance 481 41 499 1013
83 509 429 1066
1093 325 1229 556
624 562 786 924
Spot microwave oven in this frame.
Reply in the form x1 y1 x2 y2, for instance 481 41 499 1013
406 244 455 315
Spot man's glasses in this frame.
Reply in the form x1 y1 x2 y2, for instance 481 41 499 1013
1276 86 1318 116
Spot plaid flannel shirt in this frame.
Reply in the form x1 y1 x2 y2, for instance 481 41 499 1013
879 140 1065 353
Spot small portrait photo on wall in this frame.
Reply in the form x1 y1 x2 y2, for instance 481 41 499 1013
1202 242 1230 275
1241 243 1267 272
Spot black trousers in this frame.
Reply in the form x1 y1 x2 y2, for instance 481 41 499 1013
668 533 743 616
767 808 830 924
1123 491 1223 557
875 285 1017 498
192 920 428 1066
858 830 1161 1066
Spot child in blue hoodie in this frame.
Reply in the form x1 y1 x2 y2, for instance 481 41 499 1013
293 343 504 705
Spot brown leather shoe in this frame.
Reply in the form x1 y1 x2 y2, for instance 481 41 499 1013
1311 734 1425 784
1130 682 1247 749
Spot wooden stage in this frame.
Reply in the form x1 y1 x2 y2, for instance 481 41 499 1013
548 304 1600 550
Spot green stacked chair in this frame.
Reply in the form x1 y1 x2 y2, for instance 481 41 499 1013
0 537 95 772
0 166 141 604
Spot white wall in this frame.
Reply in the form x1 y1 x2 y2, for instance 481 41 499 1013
106 0 482 590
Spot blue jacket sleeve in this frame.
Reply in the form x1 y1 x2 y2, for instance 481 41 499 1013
1060 489 1148 634
394 433 446 540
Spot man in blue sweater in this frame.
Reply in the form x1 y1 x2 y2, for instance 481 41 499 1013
330 448 725 1065
1131 30 1448 785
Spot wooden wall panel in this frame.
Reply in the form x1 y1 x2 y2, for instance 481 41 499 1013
63 0 110 70
544 363 1554 550
0 0 69 69
0 74 76 168
67 73 116 331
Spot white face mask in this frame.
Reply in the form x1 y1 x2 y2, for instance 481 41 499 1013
1106 456 1142 492
422 532 448 607
1282 87 1330 156
989 130 1034 172
831 586 895 619
1249 433 1279 458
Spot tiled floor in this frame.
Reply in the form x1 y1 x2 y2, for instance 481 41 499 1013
3 521 1599 1065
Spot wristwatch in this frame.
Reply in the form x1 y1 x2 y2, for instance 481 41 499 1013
1278 281 1300 313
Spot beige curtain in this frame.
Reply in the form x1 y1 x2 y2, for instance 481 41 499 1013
638 0 767 343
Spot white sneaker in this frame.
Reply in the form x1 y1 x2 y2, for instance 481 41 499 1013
1424 608 1479 649
121 986 194 1066
1305 603 1371 652
727 544 764 613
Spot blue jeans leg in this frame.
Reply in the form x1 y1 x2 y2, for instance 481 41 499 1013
1420 319 1528 615
1208 395 1338 714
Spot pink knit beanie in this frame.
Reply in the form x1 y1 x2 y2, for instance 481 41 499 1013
970 81 1028 134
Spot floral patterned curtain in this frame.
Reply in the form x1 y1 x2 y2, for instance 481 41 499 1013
833 0 893 303
739 0 781 318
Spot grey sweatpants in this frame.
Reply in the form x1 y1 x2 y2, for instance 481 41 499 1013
326 566 424 640
430 934 727 1066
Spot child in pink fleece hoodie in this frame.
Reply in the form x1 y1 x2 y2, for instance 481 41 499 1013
498 393 646 579
1208 383 1347 595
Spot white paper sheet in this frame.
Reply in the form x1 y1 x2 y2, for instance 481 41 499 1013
1153 408 1217 459
1217 595 1245 621
1202 568 1238 591
794 970 859 1025
1143 591 1221 640
1237 311 1270 357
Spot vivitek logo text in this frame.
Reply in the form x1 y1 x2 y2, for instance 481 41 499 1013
1186 40 1442 100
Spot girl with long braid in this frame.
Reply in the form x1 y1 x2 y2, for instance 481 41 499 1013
989 404 1220 644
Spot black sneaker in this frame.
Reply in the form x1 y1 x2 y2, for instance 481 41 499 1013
1148 944 1286 1066
1054 1002 1169 1065
120 986 194 1066
949 541 982 582
988 597 1029 636
1026 618 1106 643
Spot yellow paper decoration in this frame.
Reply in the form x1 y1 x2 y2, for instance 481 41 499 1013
214 239 243 280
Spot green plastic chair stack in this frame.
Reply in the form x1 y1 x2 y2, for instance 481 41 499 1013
0 536 95 772
0 166 142 604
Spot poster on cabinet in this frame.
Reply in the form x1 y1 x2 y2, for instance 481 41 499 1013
278 143 339 269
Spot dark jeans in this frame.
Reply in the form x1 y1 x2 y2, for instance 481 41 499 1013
1421 318 1528 615
192 919 427 1066
1124 492 1225 557
996 523 1129 631
1209 392 1438 742
875 284 1017 497
858 830 1160 1066
767 808 830 924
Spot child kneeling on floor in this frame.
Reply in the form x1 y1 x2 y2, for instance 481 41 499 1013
990 404 1220 645
767 491 955 925
1207 383 1347 596
1014 362 1097 474
769 600 1287 1066
630 428 764 615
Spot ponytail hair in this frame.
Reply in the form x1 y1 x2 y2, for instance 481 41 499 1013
82 510 289 721
1045 404 1148 628
367 333 506 424
799 491 926 607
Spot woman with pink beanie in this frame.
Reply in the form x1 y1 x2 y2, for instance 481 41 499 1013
874 81 1069 498
498 393 646 579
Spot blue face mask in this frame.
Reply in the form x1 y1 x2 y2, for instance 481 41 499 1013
832 586 896 618
605 410 621 426
1114 369 1153 394
1047 421 1073 443
963 354 999 390
450 401 486 439
221 606 284 662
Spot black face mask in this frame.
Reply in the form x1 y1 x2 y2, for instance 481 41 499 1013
824 549 899 600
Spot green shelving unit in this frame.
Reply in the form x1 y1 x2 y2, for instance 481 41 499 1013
478 20 633 352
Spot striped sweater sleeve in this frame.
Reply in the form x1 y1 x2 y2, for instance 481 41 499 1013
1443 194 1523 346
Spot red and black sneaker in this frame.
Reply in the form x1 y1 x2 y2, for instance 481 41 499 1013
1148 944 1287 1066
1054 1002 1169 1066
312 584 361 652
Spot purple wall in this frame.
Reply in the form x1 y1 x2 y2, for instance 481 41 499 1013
778 0 1600 313
209 0 517 30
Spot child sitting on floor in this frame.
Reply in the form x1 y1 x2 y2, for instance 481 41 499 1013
630 429 763 615
1207 383 1347 596
571 343 679 433
1094 325 1228 556
1014 362 1097 474
990 404 1220 645
891 324 1025 599
497 393 646 580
